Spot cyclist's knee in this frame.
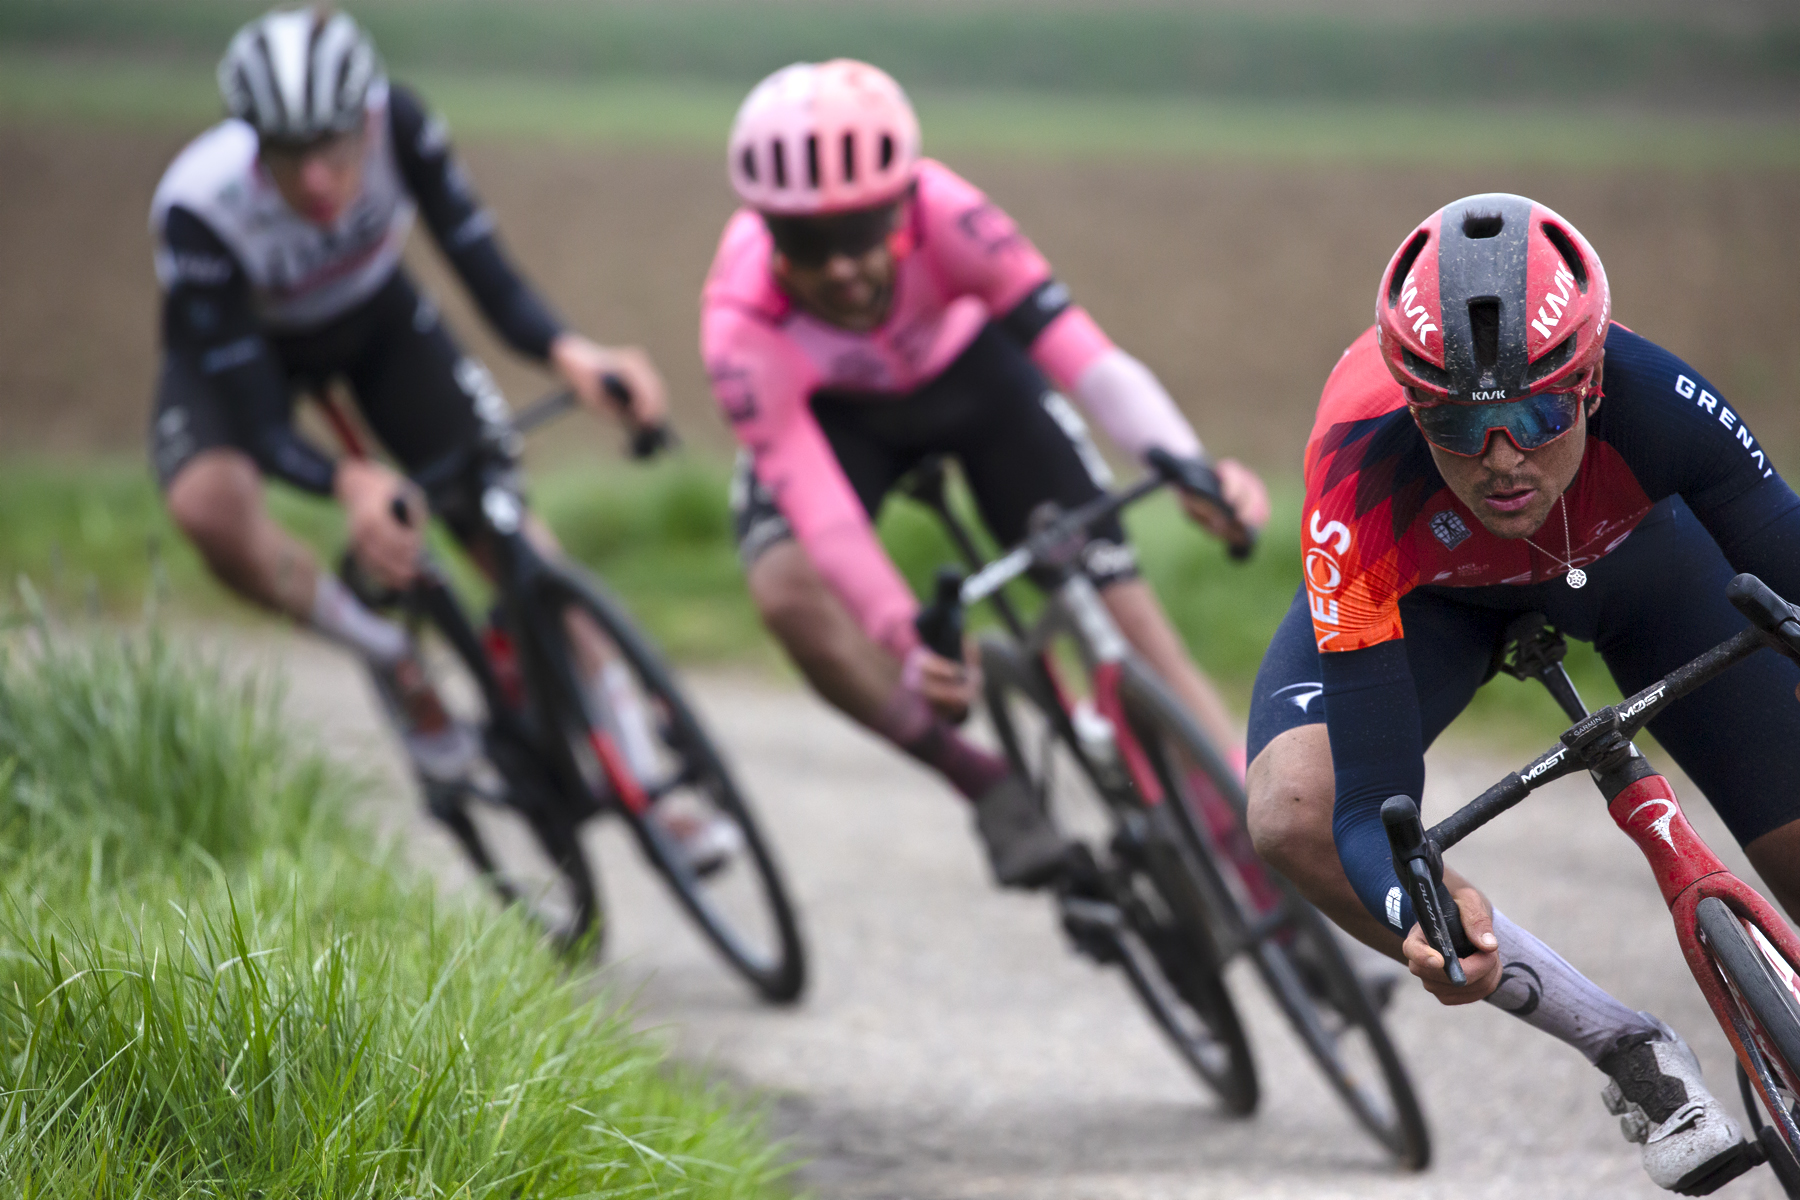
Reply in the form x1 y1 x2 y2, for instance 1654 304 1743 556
165 450 263 557
1246 724 1335 878
747 543 839 649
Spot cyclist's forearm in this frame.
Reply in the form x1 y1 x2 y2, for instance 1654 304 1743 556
444 234 564 360
1028 305 1202 461
1323 641 1427 934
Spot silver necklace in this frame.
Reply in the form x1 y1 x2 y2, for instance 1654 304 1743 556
1524 494 1586 589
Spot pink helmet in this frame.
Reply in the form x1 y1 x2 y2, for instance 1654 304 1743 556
728 60 921 216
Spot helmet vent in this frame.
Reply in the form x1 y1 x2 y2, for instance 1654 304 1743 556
842 132 856 182
1402 349 1451 389
1386 229 1429 308
1469 298 1500 370
1540 221 1590 293
879 134 895 171
805 135 820 188
1462 212 1505 239
739 147 757 183
771 139 787 188
1528 335 1575 384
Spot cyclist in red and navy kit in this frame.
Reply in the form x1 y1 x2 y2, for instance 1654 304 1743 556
1244 192 1800 1193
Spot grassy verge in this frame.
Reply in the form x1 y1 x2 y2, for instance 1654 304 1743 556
4 50 1800 169
0 455 1618 746
0 621 788 1196
5 0 1796 107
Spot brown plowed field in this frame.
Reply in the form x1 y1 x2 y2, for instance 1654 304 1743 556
4 121 1797 469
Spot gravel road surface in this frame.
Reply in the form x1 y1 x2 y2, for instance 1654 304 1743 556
219 629 1790 1200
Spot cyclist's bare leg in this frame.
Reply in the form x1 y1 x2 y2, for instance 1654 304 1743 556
1247 724 1405 956
1099 579 1238 755
1745 818 1800 924
745 540 900 727
165 449 320 618
746 540 1009 801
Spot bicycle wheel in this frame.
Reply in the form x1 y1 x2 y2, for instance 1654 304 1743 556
371 603 604 950
528 561 807 1003
1120 658 1432 1168
1699 896 1800 1167
980 637 1259 1114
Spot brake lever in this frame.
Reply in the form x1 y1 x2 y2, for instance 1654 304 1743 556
1382 795 1474 987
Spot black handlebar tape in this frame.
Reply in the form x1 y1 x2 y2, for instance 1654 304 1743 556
1727 572 1800 661
600 371 677 460
1382 795 1474 986
601 372 631 407
914 566 967 660
1144 447 1256 562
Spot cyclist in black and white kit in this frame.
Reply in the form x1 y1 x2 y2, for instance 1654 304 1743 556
149 8 703 839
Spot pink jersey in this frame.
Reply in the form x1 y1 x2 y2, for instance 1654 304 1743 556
701 159 1138 659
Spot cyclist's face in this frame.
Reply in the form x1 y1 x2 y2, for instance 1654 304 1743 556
770 207 900 332
1424 391 1602 540
260 123 367 226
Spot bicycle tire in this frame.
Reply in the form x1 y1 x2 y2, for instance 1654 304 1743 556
1699 896 1800 1163
1119 658 1432 1169
530 561 807 1003
979 638 1258 1114
362 612 605 952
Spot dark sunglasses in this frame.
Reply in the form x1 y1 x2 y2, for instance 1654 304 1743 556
1408 388 1586 457
763 204 898 268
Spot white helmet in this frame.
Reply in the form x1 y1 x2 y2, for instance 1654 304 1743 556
218 6 382 143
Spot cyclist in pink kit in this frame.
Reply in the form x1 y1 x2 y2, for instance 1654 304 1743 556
704 61 1270 886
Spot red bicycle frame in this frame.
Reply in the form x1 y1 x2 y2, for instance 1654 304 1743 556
1610 771 1800 1136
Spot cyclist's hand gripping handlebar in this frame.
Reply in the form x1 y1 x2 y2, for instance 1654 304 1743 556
598 372 676 460
1382 795 1476 987
1726 572 1800 664
1144 447 1257 561
914 566 968 661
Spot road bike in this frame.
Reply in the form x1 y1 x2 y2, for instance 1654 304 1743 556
1384 576 1800 1195
322 387 806 1003
904 450 1430 1168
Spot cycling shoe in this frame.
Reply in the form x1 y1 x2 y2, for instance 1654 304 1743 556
649 795 744 877
973 774 1069 889
1598 1018 1757 1195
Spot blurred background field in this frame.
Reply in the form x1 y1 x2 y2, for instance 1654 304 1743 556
1 0 1797 744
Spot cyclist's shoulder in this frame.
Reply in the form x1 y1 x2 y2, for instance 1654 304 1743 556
1595 324 1724 415
913 158 1022 248
702 208 789 327
151 120 260 234
1306 328 1413 471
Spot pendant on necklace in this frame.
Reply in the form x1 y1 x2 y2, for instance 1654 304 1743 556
1566 567 1588 589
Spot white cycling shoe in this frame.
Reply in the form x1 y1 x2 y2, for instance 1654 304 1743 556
1598 1018 1760 1195
648 796 744 877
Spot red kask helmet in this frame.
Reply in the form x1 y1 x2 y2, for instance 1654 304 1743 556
1376 193 1610 404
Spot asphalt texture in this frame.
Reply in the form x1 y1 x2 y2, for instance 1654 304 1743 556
222 628 1791 1200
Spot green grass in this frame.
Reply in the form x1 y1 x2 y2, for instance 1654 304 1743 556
0 455 1623 747
0 623 789 1196
4 0 1796 106
4 48 1800 168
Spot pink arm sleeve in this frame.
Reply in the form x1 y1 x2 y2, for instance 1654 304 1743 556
703 308 921 660
1035 309 1203 460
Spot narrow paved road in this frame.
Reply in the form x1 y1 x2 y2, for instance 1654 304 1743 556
219 628 1788 1200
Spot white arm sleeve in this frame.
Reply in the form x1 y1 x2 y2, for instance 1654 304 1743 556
1071 347 1204 462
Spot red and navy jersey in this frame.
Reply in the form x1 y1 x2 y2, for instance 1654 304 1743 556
1302 324 1783 655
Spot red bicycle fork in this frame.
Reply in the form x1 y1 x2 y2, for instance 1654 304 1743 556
1610 773 1800 1116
